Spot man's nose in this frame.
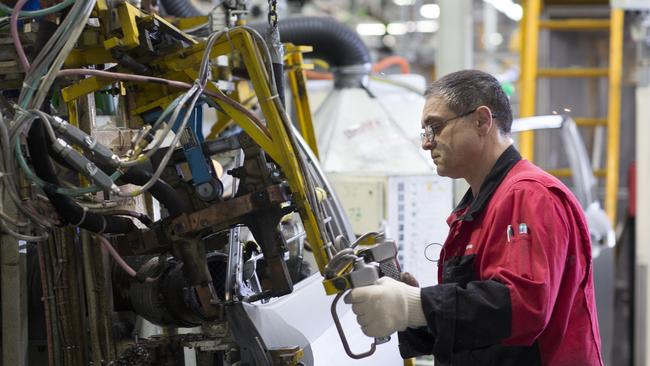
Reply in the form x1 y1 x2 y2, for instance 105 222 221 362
421 138 435 150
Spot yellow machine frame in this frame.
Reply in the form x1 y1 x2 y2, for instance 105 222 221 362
60 3 332 277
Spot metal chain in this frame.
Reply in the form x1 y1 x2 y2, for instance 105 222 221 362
267 0 278 28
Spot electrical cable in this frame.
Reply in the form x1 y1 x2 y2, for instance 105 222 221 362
3 19 301 235
0 113 30 228
12 111 119 197
111 28 223 197
18 0 94 109
31 1 94 109
77 200 119 210
5 115 55 230
10 0 30 73
9 2 89 210
221 26 334 258
11 78 191 201
0 219 48 241
50 30 272 198
0 0 74 18
56 69 193 95
117 86 202 197
2 0 96 239
95 234 158 282
25 117 136 234
55 68 271 150
263 65 333 260
98 210 153 228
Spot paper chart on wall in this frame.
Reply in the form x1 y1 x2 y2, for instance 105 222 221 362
387 175 453 287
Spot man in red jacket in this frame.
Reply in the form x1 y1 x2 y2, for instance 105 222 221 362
345 70 603 365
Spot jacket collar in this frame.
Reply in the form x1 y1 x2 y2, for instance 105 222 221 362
453 145 522 222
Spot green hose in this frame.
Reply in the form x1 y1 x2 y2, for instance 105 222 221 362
0 0 75 18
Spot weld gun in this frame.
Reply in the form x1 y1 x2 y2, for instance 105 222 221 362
323 232 401 359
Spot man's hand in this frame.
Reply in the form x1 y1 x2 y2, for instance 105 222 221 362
343 276 427 338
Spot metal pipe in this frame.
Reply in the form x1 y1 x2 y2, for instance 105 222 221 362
1 197 27 365
286 45 320 159
606 9 624 225
49 230 71 365
96 241 117 360
81 230 103 363
73 232 90 365
539 19 610 30
37 244 55 366
537 67 609 77
39 240 62 366
519 0 542 161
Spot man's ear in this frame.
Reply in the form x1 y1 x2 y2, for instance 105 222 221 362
475 106 493 136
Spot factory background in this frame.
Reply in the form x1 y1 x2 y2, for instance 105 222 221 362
0 0 647 365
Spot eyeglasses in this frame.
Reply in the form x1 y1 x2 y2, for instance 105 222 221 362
420 108 477 144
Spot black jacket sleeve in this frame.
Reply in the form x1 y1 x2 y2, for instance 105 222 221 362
398 279 512 363
398 326 435 358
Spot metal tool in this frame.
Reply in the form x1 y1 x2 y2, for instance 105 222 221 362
327 233 401 359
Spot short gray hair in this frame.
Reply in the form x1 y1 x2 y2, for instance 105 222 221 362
425 70 513 134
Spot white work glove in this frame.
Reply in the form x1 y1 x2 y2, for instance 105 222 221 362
343 276 427 338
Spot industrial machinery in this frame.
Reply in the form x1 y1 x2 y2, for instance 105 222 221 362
0 1 403 365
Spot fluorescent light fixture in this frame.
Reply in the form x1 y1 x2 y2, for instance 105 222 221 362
511 115 564 132
406 21 417 32
393 0 417 5
387 22 408 35
356 23 386 36
486 32 504 46
420 4 440 19
483 0 523 21
387 21 438 34
416 20 439 33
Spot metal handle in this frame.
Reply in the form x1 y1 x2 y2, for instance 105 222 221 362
331 291 389 359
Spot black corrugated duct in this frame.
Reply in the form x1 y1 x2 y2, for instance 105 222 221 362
249 16 371 88
161 3 370 66
160 0 203 18
260 16 370 68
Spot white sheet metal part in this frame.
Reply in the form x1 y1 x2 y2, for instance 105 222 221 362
243 274 403 366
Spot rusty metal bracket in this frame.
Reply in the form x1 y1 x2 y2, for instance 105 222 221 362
169 184 290 236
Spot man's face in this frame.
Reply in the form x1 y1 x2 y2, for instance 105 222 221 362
420 96 482 178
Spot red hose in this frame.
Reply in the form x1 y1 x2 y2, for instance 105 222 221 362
372 55 411 74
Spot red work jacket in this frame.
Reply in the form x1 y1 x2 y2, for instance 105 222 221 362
398 146 603 366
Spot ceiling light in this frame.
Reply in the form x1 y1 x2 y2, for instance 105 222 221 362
387 22 408 35
356 23 386 36
420 4 440 19
416 20 439 33
393 0 417 5
486 32 504 46
483 0 523 21
406 21 417 32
